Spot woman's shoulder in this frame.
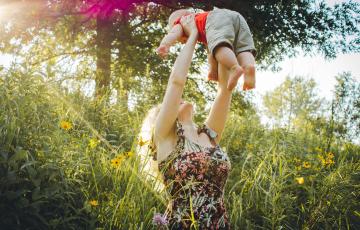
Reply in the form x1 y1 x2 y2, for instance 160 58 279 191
155 132 179 163
154 121 179 157
154 119 178 142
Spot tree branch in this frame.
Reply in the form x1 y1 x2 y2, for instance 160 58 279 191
29 50 90 66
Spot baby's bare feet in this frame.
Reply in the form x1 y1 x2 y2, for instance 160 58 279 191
227 65 243 90
243 66 256 90
208 71 218 81
207 68 218 81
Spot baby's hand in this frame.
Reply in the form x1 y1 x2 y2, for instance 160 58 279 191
180 14 198 37
179 36 188 44
156 44 170 58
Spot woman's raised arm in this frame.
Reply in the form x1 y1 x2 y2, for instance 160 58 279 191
205 64 234 144
154 15 199 143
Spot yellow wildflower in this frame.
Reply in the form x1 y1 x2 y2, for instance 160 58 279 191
295 177 304 184
326 158 335 166
126 151 134 157
89 138 99 149
327 152 334 159
89 200 98 206
111 158 122 168
318 155 326 166
303 161 311 168
60 121 72 130
116 154 126 161
138 136 149 147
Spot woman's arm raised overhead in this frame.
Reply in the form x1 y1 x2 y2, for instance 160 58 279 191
205 64 234 144
154 15 199 142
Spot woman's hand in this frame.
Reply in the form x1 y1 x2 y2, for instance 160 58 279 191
180 14 198 38
217 66 234 92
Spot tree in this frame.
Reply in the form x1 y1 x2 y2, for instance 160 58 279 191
263 76 323 130
0 0 359 102
332 72 360 141
80 0 360 68
0 1 179 105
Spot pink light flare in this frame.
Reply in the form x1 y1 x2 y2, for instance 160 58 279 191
82 0 146 19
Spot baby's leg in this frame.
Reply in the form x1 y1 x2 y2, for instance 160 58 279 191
207 52 218 81
214 44 243 90
237 51 255 90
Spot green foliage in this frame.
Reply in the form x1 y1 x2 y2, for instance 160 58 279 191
0 69 94 229
2 0 359 69
0 68 168 229
222 113 360 229
263 76 323 129
0 66 359 229
332 72 360 141
1 0 359 101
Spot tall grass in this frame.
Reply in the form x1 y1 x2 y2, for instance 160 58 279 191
223 115 360 229
0 69 359 229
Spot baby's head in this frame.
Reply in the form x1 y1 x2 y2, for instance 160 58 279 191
168 9 192 30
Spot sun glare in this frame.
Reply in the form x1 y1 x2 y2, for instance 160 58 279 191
0 1 32 22
0 5 11 22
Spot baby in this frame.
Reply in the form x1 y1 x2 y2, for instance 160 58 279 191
156 8 257 90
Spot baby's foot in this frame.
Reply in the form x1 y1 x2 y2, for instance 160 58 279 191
243 66 256 90
227 65 243 90
207 71 218 81
207 68 218 81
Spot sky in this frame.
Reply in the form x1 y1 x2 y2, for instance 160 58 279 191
254 52 360 100
250 52 360 127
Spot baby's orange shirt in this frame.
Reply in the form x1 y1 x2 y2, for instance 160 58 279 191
173 12 209 44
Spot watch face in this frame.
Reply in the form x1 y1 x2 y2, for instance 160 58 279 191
198 124 217 139
209 129 217 139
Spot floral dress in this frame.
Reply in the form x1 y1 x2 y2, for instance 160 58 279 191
155 120 232 229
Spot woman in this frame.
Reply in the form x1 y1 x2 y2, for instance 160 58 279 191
147 15 236 229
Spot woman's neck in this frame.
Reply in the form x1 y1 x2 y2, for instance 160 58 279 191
179 121 198 133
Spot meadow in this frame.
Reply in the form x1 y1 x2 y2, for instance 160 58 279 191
0 68 359 229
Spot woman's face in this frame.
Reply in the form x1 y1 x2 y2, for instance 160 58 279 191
177 99 194 122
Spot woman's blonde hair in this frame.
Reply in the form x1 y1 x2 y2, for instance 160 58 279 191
137 104 166 192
